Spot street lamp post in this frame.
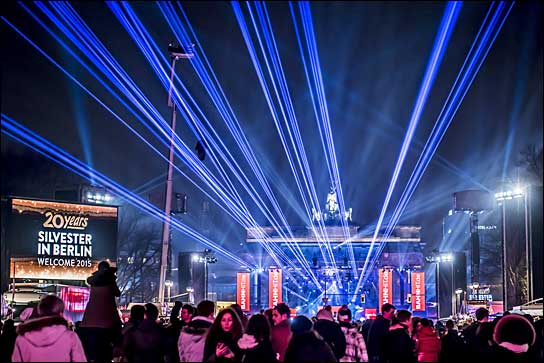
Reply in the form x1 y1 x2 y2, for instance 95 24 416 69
455 289 463 317
165 280 173 303
495 184 528 311
158 43 193 304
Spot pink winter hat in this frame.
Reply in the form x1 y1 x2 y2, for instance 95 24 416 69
493 314 536 346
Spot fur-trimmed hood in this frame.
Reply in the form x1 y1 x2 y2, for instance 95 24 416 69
17 315 68 335
16 316 71 348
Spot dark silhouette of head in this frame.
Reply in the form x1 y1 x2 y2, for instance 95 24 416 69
291 316 313 336
196 300 215 318
38 295 64 317
130 304 145 321
382 303 396 320
475 307 489 322
395 309 412 324
246 313 271 342
145 303 159 321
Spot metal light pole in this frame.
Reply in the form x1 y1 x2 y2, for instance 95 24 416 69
202 249 217 300
159 44 193 304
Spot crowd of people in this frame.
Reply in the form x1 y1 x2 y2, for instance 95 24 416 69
1 262 543 362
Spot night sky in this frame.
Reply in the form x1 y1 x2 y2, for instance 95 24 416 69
2 2 542 267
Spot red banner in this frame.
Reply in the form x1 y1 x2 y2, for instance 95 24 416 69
378 269 393 306
365 308 377 319
269 269 282 308
411 271 426 311
236 272 250 312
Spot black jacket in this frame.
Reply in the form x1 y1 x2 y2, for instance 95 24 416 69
314 319 346 360
365 315 391 360
284 331 337 363
488 345 532 363
240 339 276 363
382 325 416 363
123 319 165 363
440 329 466 363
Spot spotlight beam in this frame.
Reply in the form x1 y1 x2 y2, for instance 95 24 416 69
4 9 306 283
112 2 318 283
232 1 335 275
290 2 357 277
1 114 254 268
355 2 515 291
156 2 320 285
350 1 462 299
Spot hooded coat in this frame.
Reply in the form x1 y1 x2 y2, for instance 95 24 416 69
11 316 87 362
415 326 441 362
178 316 213 362
81 268 121 329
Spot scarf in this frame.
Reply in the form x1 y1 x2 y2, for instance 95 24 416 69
499 342 529 354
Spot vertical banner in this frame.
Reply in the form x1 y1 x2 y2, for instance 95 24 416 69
236 272 250 312
378 269 393 306
269 269 282 308
411 271 426 311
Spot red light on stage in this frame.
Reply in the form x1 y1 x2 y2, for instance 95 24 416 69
365 308 377 319
236 272 250 312
289 308 297 317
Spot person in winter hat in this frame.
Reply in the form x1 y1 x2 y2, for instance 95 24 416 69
489 314 536 362
338 308 368 362
11 295 87 362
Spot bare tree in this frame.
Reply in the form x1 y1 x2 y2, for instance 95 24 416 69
517 144 543 185
116 206 162 304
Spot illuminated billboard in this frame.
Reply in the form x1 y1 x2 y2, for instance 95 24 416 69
6 198 118 280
